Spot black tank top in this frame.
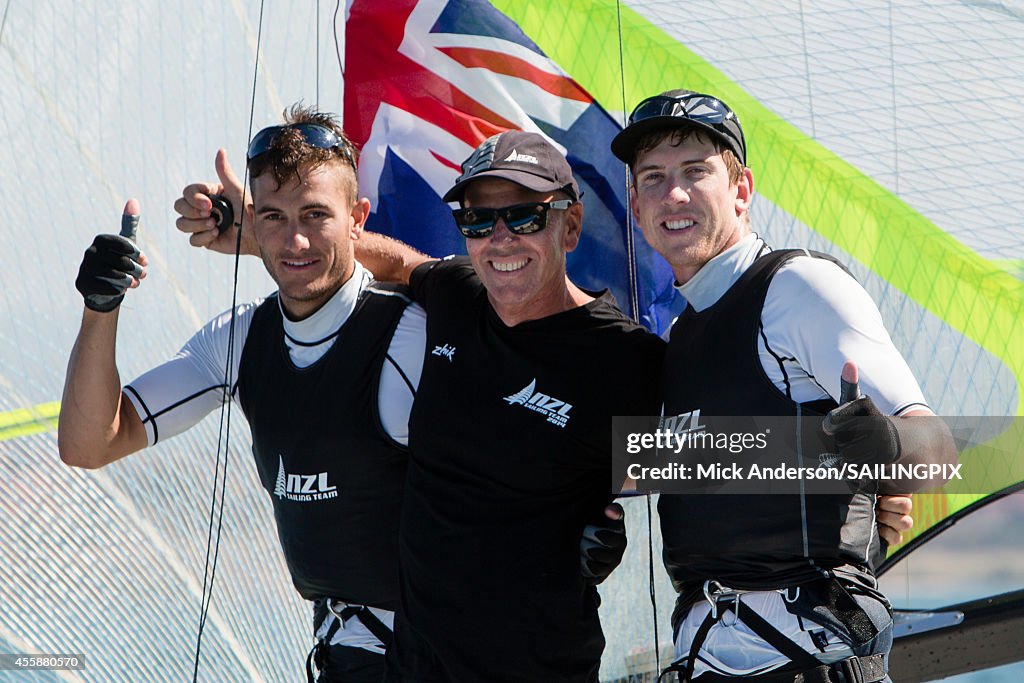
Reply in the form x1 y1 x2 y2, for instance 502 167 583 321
659 250 878 611
237 284 411 607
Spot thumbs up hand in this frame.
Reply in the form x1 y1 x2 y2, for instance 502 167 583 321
75 199 148 313
821 361 901 465
174 149 257 255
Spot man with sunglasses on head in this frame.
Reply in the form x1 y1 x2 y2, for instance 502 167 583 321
610 90 955 682
175 126 662 680
60 104 426 682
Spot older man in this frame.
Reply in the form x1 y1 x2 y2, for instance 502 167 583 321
183 129 664 681
360 130 665 682
612 90 954 682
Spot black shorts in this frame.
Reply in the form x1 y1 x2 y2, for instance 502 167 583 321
316 643 386 683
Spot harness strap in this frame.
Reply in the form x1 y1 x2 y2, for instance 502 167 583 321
662 580 887 683
819 577 879 645
306 599 393 682
680 610 717 682
306 617 342 683
334 604 394 648
668 653 887 683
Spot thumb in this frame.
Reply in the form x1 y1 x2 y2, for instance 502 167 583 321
215 148 244 200
120 199 141 242
604 503 624 522
839 360 860 404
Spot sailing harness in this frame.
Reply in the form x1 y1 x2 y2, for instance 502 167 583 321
658 578 887 683
306 598 394 683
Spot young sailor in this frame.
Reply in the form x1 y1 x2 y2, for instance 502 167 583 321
612 89 955 683
60 105 424 682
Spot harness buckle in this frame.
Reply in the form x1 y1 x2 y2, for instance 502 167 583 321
702 579 741 622
833 655 866 683
328 598 364 626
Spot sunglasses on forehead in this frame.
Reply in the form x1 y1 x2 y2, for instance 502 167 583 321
246 123 356 170
629 93 736 127
451 200 574 239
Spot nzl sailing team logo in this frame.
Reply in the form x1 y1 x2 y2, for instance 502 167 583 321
273 456 338 502
504 379 573 428
661 408 706 437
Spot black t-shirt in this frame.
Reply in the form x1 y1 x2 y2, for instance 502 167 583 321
398 257 664 682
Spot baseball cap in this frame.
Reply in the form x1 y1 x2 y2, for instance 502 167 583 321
442 130 580 203
610 89 746 166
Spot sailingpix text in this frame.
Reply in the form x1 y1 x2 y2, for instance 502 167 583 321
609 413 1010 495
626 461 963 482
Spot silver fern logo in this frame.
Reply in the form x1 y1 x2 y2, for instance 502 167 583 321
274 455 338 502
503 379 573 428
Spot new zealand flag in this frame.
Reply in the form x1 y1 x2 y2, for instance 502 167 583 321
344 0 682 332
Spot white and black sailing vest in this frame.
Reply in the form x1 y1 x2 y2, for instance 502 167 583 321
237 284 411 609
659 250 879 620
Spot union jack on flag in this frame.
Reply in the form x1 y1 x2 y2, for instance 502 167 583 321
344 0 682 332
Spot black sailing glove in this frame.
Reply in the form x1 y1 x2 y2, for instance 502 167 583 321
822 394 901 465
580 503 627 586
75 233 143 312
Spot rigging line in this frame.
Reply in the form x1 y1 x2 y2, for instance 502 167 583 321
191 0 267 680
885 0 907 605
887 0 900 194
332 0 344 82
615 0 639 324
0 0 12 48
316 0 320 108
615 0 659 673
797 0 817 139
646 494 660 673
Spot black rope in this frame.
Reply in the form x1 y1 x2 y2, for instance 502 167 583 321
615 0 640 325
315 0 319 107
615 0 661 674
190 0 266 679
316 0 321 108
646 493 661 674
332 0 344 81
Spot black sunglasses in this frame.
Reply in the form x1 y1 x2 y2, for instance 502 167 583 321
452 200 574 238
627 92 746 164
246 123 356 170
629 93 735 127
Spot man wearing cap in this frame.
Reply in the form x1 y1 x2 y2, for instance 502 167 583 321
352 129 664 682
177 127 663 680
61 104 425 682
610 90 955 682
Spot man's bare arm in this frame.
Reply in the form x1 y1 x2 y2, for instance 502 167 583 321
59 201 149 469
59 309 148 468
355 231 433 284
